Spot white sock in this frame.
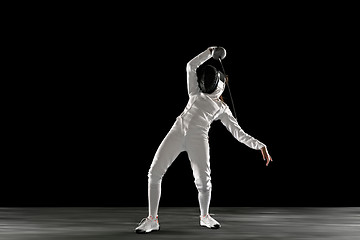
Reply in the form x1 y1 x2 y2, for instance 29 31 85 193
198 189 211 217
148 182 161 218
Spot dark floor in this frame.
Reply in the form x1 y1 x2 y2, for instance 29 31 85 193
0 207 359 240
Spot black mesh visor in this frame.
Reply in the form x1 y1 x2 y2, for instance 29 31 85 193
198 65 225 93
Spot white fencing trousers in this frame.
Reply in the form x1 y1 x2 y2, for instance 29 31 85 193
148 117 212 217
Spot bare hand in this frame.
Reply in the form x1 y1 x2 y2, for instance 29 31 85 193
261 146 272 167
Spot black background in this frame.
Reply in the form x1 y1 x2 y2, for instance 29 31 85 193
4 3 357 207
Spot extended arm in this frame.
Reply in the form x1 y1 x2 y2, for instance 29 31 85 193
218 107 272 166
186 47 216 96
219 107 265 150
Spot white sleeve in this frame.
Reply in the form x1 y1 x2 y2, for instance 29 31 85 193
218 106 266 150
186 48 212 96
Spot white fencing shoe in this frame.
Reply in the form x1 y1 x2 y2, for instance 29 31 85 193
200 214 221 229
135 216 160 234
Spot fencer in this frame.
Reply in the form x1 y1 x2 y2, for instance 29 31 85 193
135 46 272 234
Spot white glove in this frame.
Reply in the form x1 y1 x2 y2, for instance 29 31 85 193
208 46 218 56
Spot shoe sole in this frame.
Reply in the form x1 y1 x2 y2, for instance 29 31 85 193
135 226 160 234
200 224 221 229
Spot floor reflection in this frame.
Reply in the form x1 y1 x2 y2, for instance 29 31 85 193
0 207 359 239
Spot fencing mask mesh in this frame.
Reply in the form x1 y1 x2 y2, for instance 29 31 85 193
198 65 225 94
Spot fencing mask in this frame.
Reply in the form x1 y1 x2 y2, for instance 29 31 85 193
198 65 226 94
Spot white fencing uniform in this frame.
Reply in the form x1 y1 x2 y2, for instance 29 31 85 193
147 48 265 218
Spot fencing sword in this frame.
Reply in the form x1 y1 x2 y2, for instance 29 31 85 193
218 57 238 120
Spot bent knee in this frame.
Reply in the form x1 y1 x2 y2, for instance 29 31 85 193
195 177 212 192
148 170 163 185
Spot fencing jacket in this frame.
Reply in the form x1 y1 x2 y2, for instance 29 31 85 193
179 48 265 150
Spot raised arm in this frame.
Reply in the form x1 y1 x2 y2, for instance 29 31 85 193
186 47 215 96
